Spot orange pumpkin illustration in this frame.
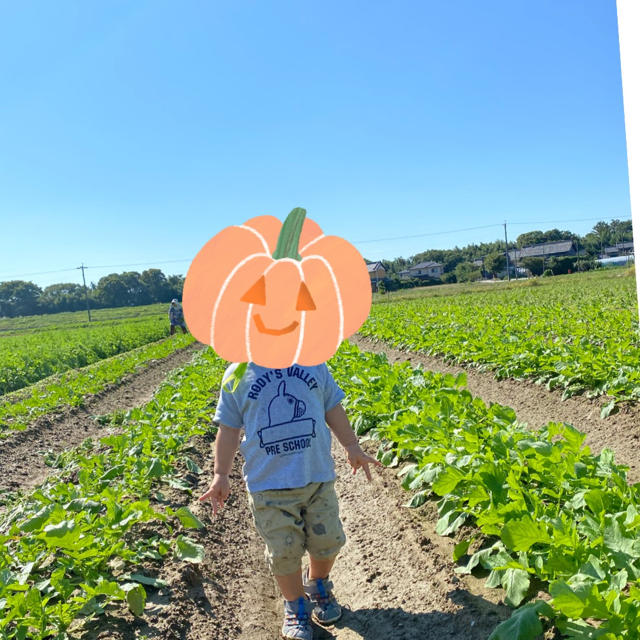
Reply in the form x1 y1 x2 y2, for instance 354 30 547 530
183 207 372 367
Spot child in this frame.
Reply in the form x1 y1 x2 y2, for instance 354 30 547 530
199 360 380 640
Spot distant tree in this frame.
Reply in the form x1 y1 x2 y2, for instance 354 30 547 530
517 230 545 247
0 281 43 317
455 262 481 283
376 280 387 295
592 222 611 254
609 219 633 244
575 258 596 272
167 274 185 301
40 283 86 313
140 269 170 303
387 275 402 291
441 271 457 284
484 252 506 277
94 274 130 308
547 256 576 275
521 257 544 276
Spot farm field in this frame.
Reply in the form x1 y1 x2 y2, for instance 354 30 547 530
362 270 640 410
1 274 639 640
0 333 194 437
0 312 175 395
0 304 166 335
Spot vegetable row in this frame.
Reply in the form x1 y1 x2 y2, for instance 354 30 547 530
361 273 640 410
331 342 640 639
0 347 221 639
0 316 179 395
0 334 195 437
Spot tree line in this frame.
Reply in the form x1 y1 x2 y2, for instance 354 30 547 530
374 219 634 286
0 269 184 318
1 219 634 317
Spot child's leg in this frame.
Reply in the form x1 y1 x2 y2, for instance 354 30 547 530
308 554 337 580
274 567 304 601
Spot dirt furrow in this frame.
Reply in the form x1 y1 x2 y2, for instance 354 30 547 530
99 438 512 640
0 341 203 495
351 335 640 483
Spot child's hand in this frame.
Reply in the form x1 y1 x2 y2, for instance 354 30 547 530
344 443 382 481
199 473 230 516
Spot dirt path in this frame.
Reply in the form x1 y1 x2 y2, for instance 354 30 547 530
85 435 512 640
352 335 640 483
0 342 203 495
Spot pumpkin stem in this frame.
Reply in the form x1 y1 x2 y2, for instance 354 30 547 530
272 207 306 260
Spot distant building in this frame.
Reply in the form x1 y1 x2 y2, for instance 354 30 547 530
508 240 577 262
367 262 386 280
603 241 634 258
399 261 444 280
367 262 386 291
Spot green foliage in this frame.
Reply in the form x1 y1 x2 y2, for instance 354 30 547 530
485 252 506 276
0 270 184 318
455 262 482 283
521 257 544 276
542 269 554 277
0 315 182 394
0 348 224 637
0 334 194 436
331 343 640 639
360 271 640 405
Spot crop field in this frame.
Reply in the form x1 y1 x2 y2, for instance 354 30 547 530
0 333 193 436
0 314 174 395
0 304 166 335
362 270 640 411
333 343 640 639
1 276 639 640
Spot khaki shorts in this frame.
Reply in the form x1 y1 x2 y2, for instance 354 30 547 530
248 481 346 576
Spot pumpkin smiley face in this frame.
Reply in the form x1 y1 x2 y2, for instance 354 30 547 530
240 274 316 336
183 208 371 368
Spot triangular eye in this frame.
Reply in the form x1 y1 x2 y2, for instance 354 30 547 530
241 276 266 305
296 282 316 311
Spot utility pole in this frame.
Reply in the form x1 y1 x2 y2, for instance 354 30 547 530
77 263 92 322
504 222 511 282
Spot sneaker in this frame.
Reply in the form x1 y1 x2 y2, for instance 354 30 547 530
303 568 342 624
282 596 313 640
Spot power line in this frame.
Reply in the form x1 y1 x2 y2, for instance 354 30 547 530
0 267 79 279
88 258 192 269
351 215 629 245
0 259 192 279
352 223 502 244
509 216 626 226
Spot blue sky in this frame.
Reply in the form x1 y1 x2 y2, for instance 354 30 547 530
0 0 631 288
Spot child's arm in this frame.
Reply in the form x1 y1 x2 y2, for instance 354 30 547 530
199 424 243 515
325 403 381 481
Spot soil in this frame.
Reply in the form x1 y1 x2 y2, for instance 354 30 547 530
0 342 203 496
351 334 640 483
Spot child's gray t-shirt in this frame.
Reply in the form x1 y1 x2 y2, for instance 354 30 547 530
214 362 345 493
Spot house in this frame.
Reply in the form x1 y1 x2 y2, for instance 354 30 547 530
603 241 634 257
399 261 444 280
367 262 386 292
507 240 577 262
367 262 386 281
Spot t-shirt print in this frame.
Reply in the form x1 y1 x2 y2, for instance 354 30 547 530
258 381 317 454
214 362 345 492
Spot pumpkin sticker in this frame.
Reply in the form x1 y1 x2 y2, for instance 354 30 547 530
182 207 372 370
